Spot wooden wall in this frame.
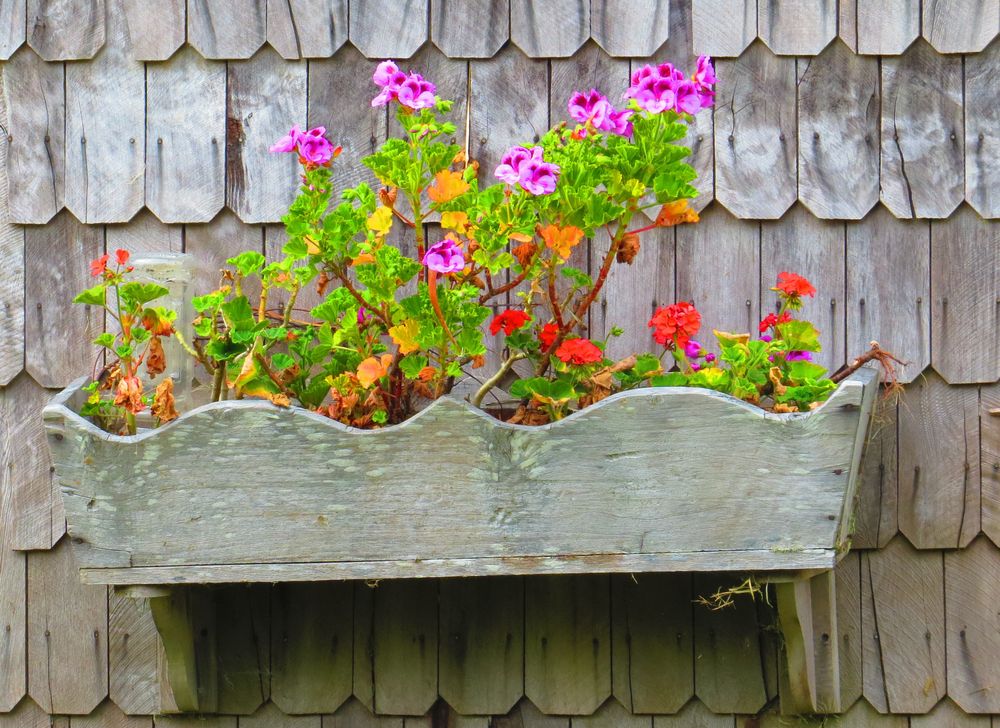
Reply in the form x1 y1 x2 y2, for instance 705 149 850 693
2 0 1000 725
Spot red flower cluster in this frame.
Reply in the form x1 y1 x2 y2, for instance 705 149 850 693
648 301 701 348
89 249 131 277
773 272 816 299
758 310 792 333
539 322 559 349
555 338 603 365
489 309 531 336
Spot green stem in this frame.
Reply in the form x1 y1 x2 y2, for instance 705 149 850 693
472 352 527 408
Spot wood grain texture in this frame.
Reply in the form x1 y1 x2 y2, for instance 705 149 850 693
911 698 991 727
0 116 24 384
676 206 759 357
757 0 836 55
592 0 669 57
26 0 105 60
122 0 183 60
930 206 1000 383
572 699 648 727
348 0 428 59
184 210 263 296
880 41 964 220
836 552 863 709
2 47 65 224
240 700 321 728
432 0 507 58
852 399 899 550
207 585 271 714
0 0 25 58
0 546 25 711
525 574 611 715
714 43 797 219
898 372 980 549
64 0 144 223
861 538 945 714
370 580 437 715
492 698 567 728
109 589 160 715
187 0 265 59
270 582 353 714
691 0 754 56
24 211 103 388
73 701 151 728
326 698 403 727
0 700 52 728
797 42 878 220
155 713 236 728
761 204 846 373
692 574 767 714
776 571 840 713
510 0 589 57
652 699 731 727
944 537 1000 713
470 45 548 180
846 208 930 384
146 48 225 223
106 208 183 256
267 0 348 59
227 48 306 223
27 539 108 714
923 0 1000 52
439 577 523 716
983 383 1000 546
840 0 920 55
964 40 1000 219
611 574 693 713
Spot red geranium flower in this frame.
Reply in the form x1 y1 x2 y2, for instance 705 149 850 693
772 272 816 299
758 311 792 333
539 322 559 349
555 338 603 365
89 253 110 277
489 309 531 336
648 301 701 349
115 249 130 266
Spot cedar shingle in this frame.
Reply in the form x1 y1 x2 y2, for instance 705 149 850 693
187 0 266 59
26 0 105 60
757 0 836 56
267 0 348 59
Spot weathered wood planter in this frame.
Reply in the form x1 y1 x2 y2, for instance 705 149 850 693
44 367 878 713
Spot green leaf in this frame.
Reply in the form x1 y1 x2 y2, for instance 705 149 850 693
650 372 687 387
560 266 593 288
93 332 116 348
227 251 267 278
115 344 134 359
371 409 388 425
73 284 107 306
192 291 225 313
776 320 822 352
633 354 663 378
221 296 255 330
399 354 428 379
271 353 295 370
119 282 170 307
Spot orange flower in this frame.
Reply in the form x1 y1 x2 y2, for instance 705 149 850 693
512 241 538 268
772 272 816 299
115 249 130 266
89 254 110 277
555 338 603 365
649 301 701 349
655 199 700 227
427 169 470 203
541 224 584 259
356 354 393 388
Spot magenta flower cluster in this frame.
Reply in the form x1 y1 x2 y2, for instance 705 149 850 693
422 237 465 274
371 60 436 110
624 55 716 115
269 125 339 166
494 146 560 196
567 89 633 137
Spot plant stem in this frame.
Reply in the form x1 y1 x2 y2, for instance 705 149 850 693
472 352 527 408
211 364 225 402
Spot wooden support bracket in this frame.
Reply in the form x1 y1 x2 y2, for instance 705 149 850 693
775 570 840 714
148 587 219 712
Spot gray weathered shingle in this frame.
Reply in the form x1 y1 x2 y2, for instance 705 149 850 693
922 0 1000 53
188 0 266 59
0 0 25 59
691 0 755 57
122 0 184 61
266 0 349 59
432 0 508 58
757 0 836 56
510 0 590 58
349 0 428 59
840 0 920 55
592 0 670 57
27 0 105 60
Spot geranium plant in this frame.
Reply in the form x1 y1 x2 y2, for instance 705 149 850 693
73 56 896 433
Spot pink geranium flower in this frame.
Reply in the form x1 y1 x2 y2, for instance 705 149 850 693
422 238 465 274
494 145 560 196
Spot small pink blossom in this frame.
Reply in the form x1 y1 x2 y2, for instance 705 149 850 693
270 125 303 153
494 146 560 195
567 89 634 137
270 125 339 167
624 56 716 115
422 238 465 274
371 60 436 110
494 146 533 185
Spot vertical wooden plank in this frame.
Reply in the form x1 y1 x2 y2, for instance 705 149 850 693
923 0 1000 53
714 42 797 220
760 205 846 373
846 208 930 384
652 700 732 727
675 206 759 357
348 0 428 59
911 698 991 726
187 0 266 59
122 0 184 61
146 48 226 224
510 0 589 58
267 0 349 59
106 209 183 256
592 0 669 57
757 0 836 55
945 537 1000 713
227 48 307 224
212 585 270 715
184 210 263 296
270 582 353 715
432 0 508 58
0 0 25 58
611 574 693 714
109 590 160 715
2 47 66 224
931 207 1000 384
836 552 863 709
370 580 438 716
524 574 611 716
27 539 108 714
155 715 236 728
983 383 1000 546
691 0 755 57
492 698 568 728
797 42 879 220
353 583 375 712
0 547 26 711
73 700 151 728
24 211 103 388
327 698 403 727
241 700 321 728
965 39 1000 219
65 0 145 223
0 700 53 728
852 399 900 550
898 373 980 549
26 0 105 60
0 116 25 385
439 577 523 716
880 41 964 220
470 45 548 178
571 699 648 727
840 0 920 55
861 538 946 714
692 574 767 714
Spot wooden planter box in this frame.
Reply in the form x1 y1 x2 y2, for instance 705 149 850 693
44 368 878 714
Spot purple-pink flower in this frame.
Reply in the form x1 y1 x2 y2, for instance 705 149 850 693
270 125 339 168
623 55 716 115
567 89 634 137
422 237 465 274
785 351 814 362
684 339 703 358
372 60 437 110
494 145 560 196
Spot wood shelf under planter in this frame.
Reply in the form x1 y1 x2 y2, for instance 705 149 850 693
44 367 879 714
